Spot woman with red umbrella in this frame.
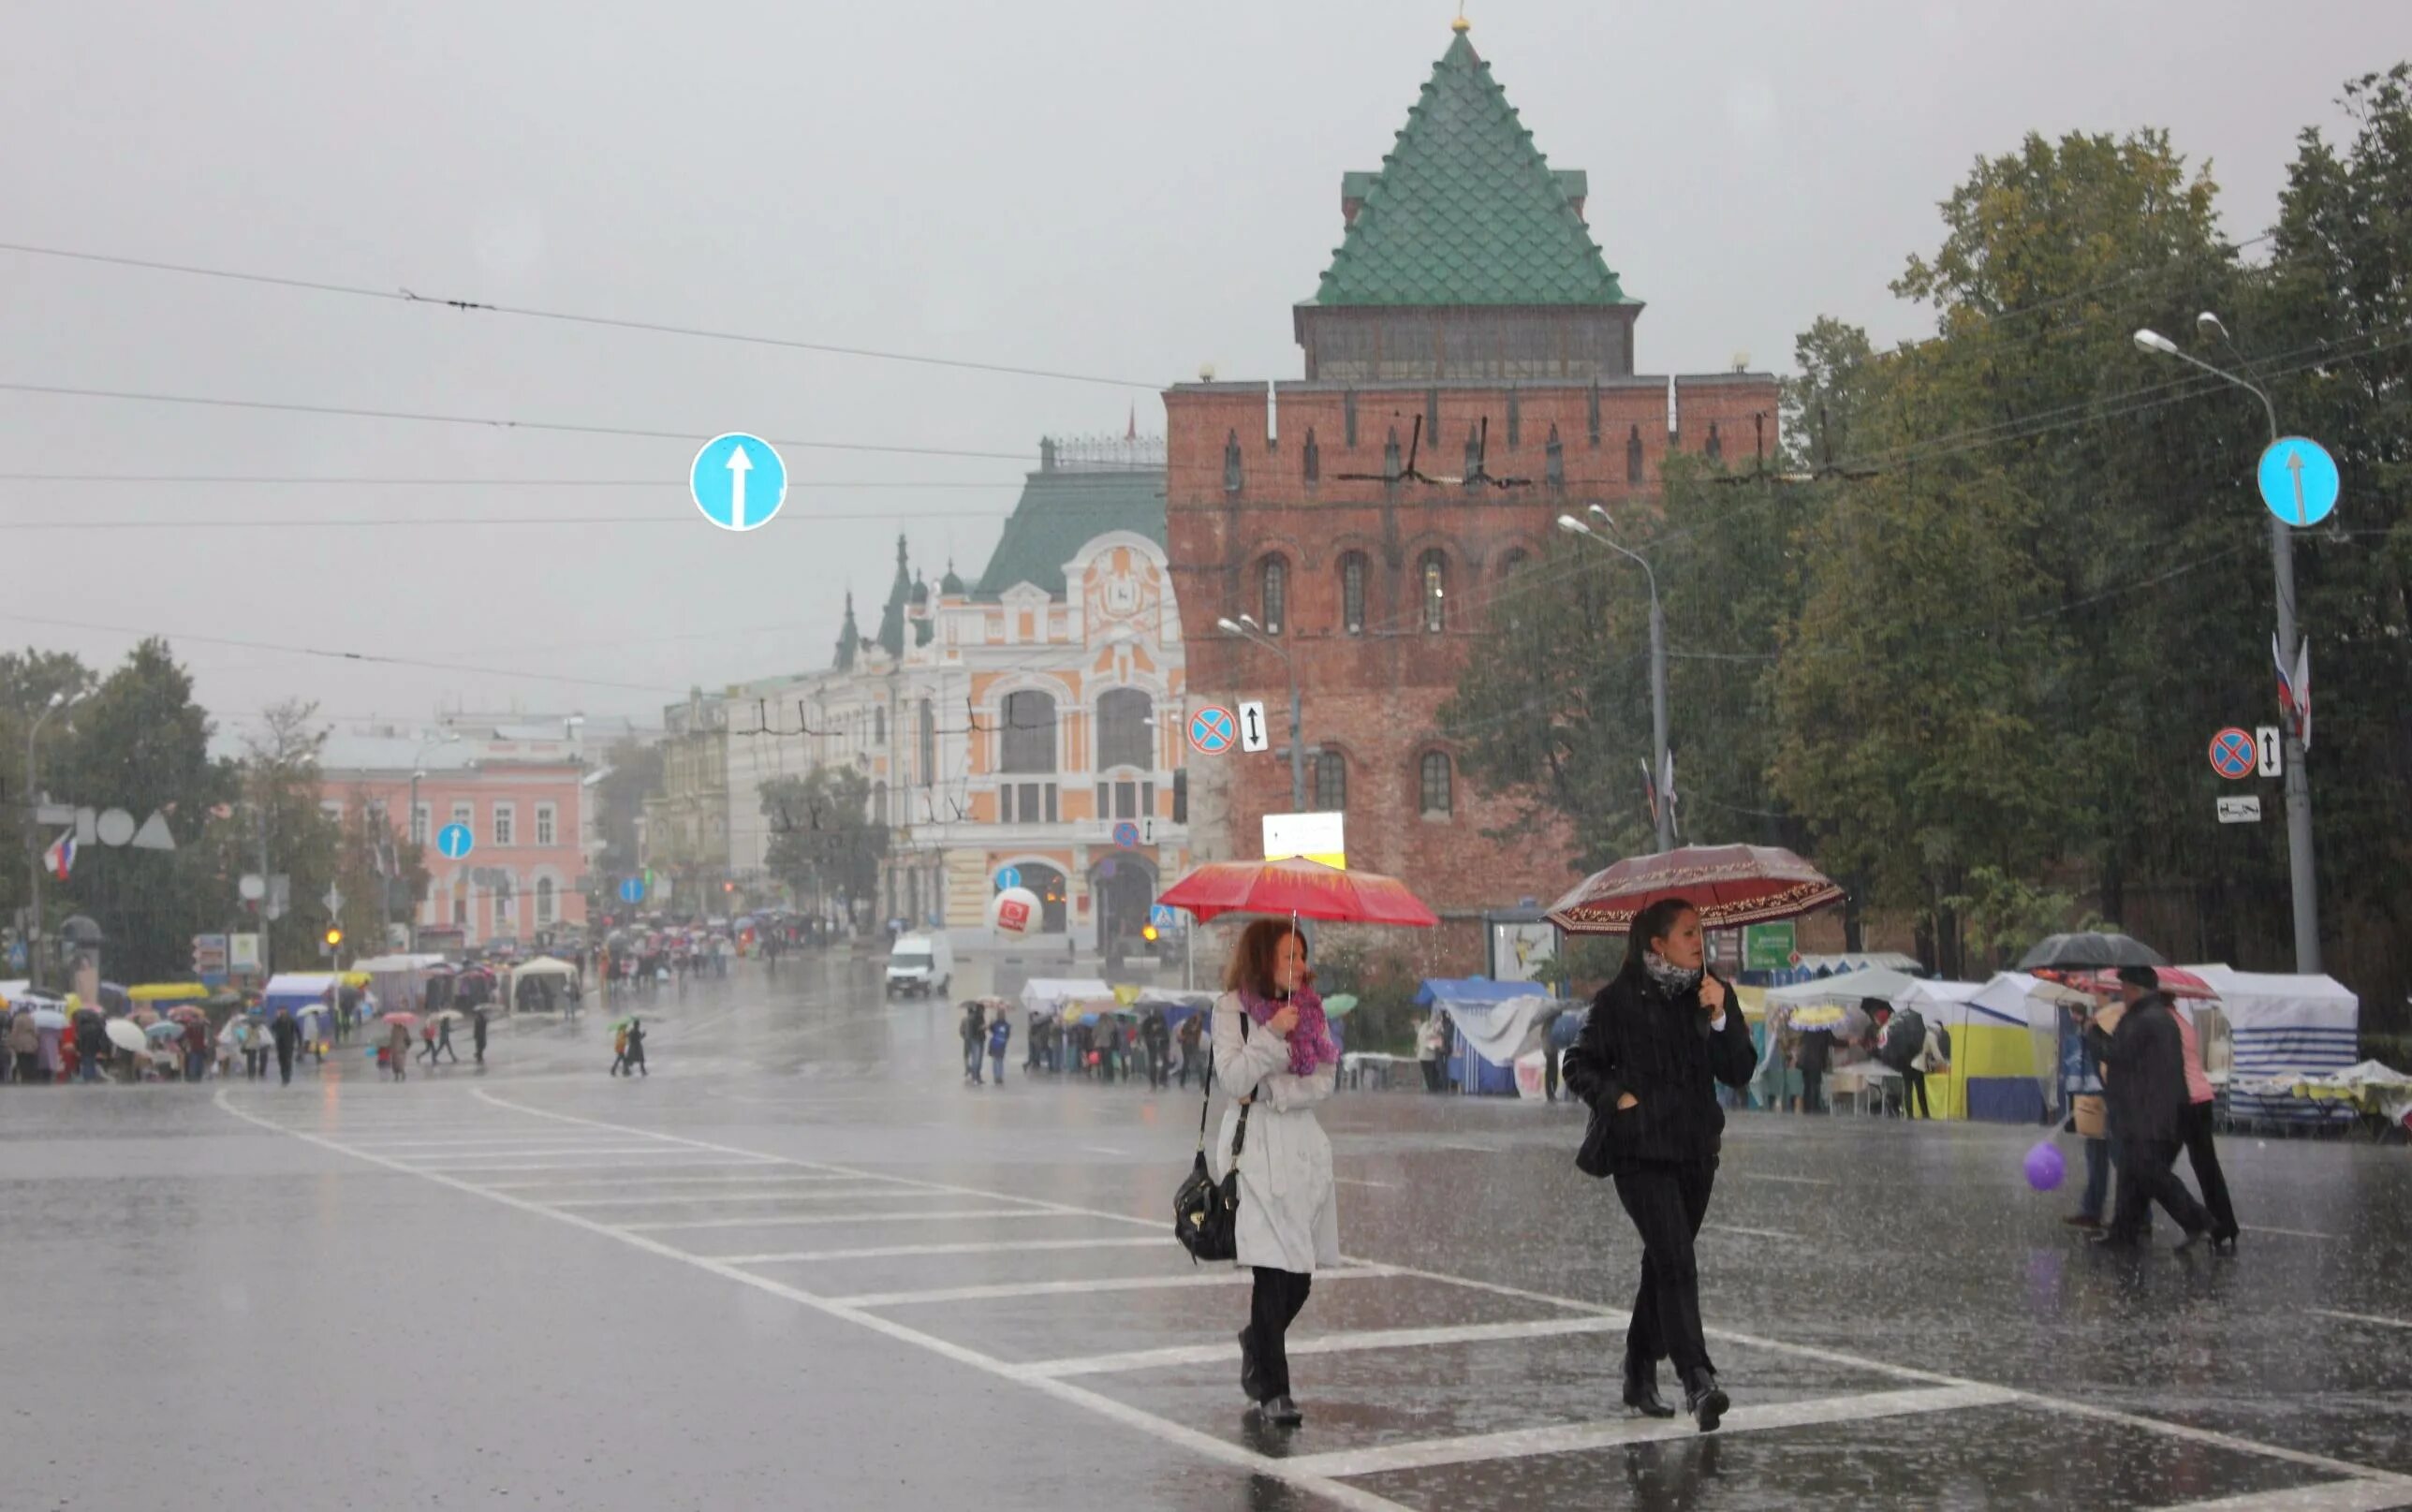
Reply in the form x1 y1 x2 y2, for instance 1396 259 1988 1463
1211 918 1340 1431
1563 896 1758 1433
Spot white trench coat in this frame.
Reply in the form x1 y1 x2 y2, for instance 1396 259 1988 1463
1209 993 1340 1273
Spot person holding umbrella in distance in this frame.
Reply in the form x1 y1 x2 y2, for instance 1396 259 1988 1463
1564 896 1758 1431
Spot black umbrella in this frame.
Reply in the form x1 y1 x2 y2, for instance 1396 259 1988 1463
2015 932 2168 972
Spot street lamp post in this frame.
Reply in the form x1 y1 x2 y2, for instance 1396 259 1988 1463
1558 509 1674 854
405 732 461 955
2136 320 2320 973
24 690 72 989
1216 615 1306 811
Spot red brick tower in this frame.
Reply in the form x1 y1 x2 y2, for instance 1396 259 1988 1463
1165 20 1777 964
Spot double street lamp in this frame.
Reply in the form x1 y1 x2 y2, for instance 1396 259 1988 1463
1214 614 1306 811
1558 506 1674 854
2135 315 2321 974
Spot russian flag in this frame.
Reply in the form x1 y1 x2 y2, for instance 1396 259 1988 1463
2274 634 2312 752
42 830 75 881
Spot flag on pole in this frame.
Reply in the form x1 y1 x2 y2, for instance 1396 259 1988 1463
42 830 75 881
1640 757 1658 829
1661 751 1679 840
2274 634 2312 751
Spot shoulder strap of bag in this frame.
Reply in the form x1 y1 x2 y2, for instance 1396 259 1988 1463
1195 1010 1250 1153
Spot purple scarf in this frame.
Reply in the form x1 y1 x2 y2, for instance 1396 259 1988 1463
1242 984 1338 1078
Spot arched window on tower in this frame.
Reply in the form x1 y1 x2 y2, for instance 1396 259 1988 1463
1627 424 1645 486
1420 550 1447 633
1096 688 1154 771
1545 423 1565 489
1706 421 1724 463
1384 427 1402 480
1419 752 1454 817
1260 555 1287 635
1339 551 1367 635
1223 430 1243 494
1302 428 1319 485
1313 749 1347 811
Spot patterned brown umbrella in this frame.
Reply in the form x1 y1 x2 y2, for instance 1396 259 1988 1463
1547 844 1845 934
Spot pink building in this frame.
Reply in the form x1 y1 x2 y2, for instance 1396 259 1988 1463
318 732 589 949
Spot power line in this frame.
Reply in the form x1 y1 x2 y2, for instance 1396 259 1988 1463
0 474 1023 489
0 510 1057 532
0 241 1160 391
0 380 1036 462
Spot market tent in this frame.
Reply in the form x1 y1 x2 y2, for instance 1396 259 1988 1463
128 982 213 1006
1019 978 1114 1013
1416 978 1555 1094
261 973 343 1013
2184 965 2359 1126
1765 966 1921 1009
353 954 449 1012
1892 975 2070 1123
515 956 580 976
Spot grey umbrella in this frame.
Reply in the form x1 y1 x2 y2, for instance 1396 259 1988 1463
2015 932 2168 972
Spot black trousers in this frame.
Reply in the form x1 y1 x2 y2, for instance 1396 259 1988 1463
275 1048 294 1085
1901 1068 1930 1119
1246 1267 1314 1401
1800 1068 1824 1113
1612 1162 1717 1383
2110 1136 2211 1242
2178 1101 2239 1239
1542 1047 1561 1102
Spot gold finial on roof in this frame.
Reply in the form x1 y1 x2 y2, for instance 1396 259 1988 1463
1451 7 1470 31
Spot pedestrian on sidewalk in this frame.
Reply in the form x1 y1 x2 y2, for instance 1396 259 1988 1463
961 1000 987 1085
270 1010 300 1086
1416 1012 1449 1094
1563 897 1757 1434
987 1012 1010 1086
1879 999 1930 1119
472 1007 489 1065
1141 1006 1171 1090
623 1018 647 1078
2095 968 2213 1253
1213 919 1339 1431
1795 1019 1831 1114
2172 997 2240 1255
1176 1010 1204 1088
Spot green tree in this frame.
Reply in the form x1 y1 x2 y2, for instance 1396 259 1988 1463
761 767 884 909
594 737 665 877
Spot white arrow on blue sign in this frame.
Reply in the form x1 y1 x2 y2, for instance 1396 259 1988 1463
618 876 646 904
435 823 475 860
690 433 788 532
2258 436 2338 527
994 866 1022 890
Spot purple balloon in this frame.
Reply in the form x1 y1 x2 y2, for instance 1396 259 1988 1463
2023 1140 2066 1193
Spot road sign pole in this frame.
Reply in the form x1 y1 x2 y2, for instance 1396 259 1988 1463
1287 677 1305 812
2271 510 2319 973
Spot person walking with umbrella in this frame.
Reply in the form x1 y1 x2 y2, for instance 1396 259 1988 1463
2094 967 2213 1253
385 1016 413 1082
1213 919 1340 1430
1563 897 1758 1432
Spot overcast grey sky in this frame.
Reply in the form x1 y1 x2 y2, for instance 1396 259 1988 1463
0 1 2390 735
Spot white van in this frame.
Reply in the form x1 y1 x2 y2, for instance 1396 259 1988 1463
884 934 954 997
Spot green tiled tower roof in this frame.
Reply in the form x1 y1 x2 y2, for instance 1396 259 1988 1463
1308 30 1633 309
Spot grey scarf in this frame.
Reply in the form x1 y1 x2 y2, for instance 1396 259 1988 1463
1642 950 1702 998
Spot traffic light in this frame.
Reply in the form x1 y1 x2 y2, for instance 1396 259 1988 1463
323 925 344 949
1142 924 1159 943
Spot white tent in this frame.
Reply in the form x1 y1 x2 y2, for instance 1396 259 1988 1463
1020 978 1113 1010
1766 965 1921 1007
2184 965 2359 1125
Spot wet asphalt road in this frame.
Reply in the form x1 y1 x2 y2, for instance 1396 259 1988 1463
9 954 2412 1512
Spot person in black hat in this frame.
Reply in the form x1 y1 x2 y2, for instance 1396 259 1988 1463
2095 966 2212 1252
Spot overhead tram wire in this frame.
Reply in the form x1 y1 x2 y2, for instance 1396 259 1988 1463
0 242 1159 391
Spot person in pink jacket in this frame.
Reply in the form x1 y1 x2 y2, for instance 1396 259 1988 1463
2171 1002 2241 1254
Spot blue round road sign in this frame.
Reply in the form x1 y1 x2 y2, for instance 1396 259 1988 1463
2258 436 2338 528
994 865 1022 890
617 875 646 904
435 822 475 860
1188 706 1236 756
690 433 789 533
2209 727 2256 781
1112 820 1140 849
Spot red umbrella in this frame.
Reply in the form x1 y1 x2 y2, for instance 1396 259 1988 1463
1157 859 1439 927
1548 844 1844 933
2062 966 2218 1000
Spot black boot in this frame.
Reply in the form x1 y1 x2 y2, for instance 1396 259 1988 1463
1621 1355 1675 1418
1684 1368 1729 1433
1238 1329 1262 1403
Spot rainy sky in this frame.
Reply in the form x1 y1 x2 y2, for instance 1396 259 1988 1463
0 0 2387 736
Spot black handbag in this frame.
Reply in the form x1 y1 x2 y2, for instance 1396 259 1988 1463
1172 1014 1249 1263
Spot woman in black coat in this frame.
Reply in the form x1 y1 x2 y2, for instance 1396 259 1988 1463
1563 896 1758 1432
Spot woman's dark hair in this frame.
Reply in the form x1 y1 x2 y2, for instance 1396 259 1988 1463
1225 917 1306 997
1622 897 1699 977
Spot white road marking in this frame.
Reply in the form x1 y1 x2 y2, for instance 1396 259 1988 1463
443 1089 2412 1496
211 1088 1416 1512
2310 1309 2412 1333
1334 1178 1401 1189
2154 1484 2412 1512
1080 1145 1128 1155
717 1237 1170 1265
482 1172 873 1193
1019 1316 1625 1380
341 1135 636 1149
543 1185 902 1210
1706 1223 1798 1240
399 1146 717 1163
398 1158 777 1176
831 1265 1403 1310
2250 1225 2343 1240
1285 1385 2021 1477
1727 1172 1838 1187
619 1206 1066 1234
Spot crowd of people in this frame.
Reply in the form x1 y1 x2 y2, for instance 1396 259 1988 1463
1 985 494 1090
954 999 1203 1089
